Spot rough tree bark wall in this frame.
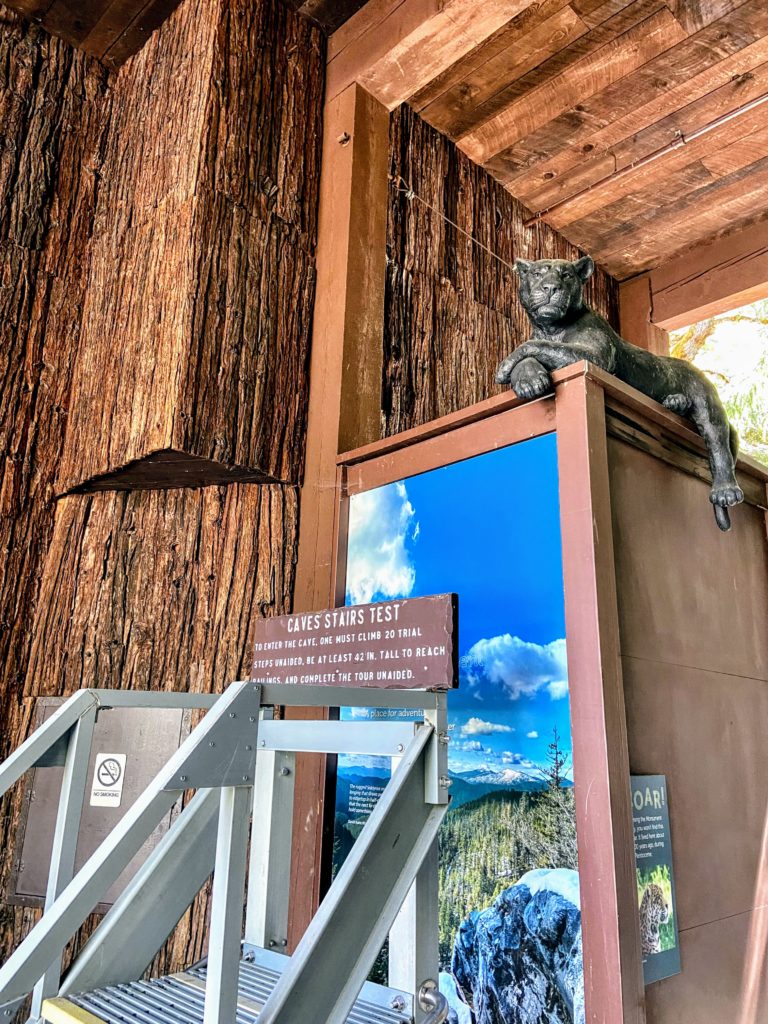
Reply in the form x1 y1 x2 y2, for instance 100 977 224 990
0 0 322 980
0 2 110 965
57 0 323 491
12 485 297 974
383 105 620 435
0 8 109 755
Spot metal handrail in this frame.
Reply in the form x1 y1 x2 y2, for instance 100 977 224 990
419 980 449 1023
0 682 450 1023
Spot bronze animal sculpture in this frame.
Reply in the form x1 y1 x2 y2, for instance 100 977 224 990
496 256 743 530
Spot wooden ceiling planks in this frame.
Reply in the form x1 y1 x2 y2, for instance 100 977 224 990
336 0 768 277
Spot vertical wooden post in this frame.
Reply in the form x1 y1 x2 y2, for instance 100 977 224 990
287 83 389 946
619 274 669 356
556 374 645 1024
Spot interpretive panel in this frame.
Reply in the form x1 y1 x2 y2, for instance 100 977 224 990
334 436 585 1024
631 774 681 985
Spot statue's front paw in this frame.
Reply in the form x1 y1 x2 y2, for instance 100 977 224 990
510 359 551 401
495 357 514 385
710 483 744 507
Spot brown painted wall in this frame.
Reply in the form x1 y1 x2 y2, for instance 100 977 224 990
382 104 620 436
609 439 768 1021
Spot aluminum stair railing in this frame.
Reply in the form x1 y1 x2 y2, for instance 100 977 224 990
0 682 451 1024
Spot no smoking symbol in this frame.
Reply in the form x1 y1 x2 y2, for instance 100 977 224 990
97 757 123 787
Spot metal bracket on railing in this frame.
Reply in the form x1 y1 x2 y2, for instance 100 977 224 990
418 979 449 1023
162 683 262 790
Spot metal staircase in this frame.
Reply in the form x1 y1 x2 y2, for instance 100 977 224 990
0 683 451 1024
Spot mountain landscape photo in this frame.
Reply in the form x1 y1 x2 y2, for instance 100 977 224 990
336 437 584 1022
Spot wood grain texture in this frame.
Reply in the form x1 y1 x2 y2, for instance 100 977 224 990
459 5 686 162
341 0 768 276
382 105 619 435
500 0 768 200
57 0 323 493
0 484 297 983
326 0 536 108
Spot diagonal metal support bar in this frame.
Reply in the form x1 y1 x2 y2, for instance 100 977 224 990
0 682 255 1006
61 788 221 995
258 724 448 1024
0 691 98 800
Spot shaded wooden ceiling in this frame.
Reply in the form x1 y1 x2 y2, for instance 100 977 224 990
285 0 369 33
1 0 184 67
329 0 768 279
2 0 367 67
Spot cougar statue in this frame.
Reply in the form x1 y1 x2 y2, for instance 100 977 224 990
496 256 743 530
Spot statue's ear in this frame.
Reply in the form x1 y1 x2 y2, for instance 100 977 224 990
514 258 533 276
573 256 595 282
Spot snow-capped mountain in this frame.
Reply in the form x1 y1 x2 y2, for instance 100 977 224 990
455 767 541 787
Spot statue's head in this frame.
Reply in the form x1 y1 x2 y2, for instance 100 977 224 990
514 256 594 324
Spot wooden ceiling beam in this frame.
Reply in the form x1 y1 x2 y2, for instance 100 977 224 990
415 0 657 141
459 4 686 164
647 217 768 329
410 0 584 134
542 102 768 230
595 157 768 275
519 54 768 219
500 0 768 200
1 0 184 67
581 149 768 262
325 0 538 109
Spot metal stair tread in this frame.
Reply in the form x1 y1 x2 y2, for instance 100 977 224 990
46 955 413 1024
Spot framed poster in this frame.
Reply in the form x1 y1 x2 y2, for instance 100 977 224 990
334 434 585 1024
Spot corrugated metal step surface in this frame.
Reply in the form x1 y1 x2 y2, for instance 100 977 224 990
42 952 414 1024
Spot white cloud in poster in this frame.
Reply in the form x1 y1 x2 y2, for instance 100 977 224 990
457 739 488 752
526 730 539 739
345 482 417 605
546 679 569 700
461 717 513 736
461 634 568 702
502 751 538 770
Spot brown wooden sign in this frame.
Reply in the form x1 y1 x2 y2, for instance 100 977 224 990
252 594 458 689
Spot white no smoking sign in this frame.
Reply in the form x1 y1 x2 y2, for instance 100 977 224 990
90 752 127 808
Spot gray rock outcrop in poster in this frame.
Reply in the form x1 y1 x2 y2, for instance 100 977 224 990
450 868 584 1024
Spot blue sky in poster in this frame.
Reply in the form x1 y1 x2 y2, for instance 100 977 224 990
344 434 573 780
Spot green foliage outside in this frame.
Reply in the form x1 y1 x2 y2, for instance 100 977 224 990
438 785 578 964
637 864 676 953
670 298 768 466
